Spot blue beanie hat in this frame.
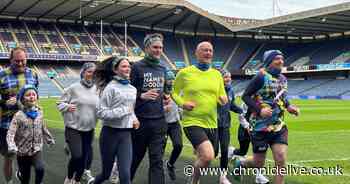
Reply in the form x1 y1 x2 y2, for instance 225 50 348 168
17 85 38 103
263 50 284 67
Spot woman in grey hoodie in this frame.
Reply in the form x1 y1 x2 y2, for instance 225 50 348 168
93 57 139 184
57 62 98 184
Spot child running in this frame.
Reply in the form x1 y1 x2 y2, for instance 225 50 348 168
6 85 55 184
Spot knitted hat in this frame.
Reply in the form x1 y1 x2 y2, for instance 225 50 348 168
112 56 130 68
17 85 38 103
263 50 284 67
143 33 163 48
80 62 96 79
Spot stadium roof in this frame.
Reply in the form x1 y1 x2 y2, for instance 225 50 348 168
230 2 350 39
1 0 350 39
0 0 235 36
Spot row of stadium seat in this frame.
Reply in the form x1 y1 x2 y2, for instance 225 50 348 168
1 19 350 71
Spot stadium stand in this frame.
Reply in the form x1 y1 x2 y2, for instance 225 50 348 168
38 77 62 97
0 0 350 99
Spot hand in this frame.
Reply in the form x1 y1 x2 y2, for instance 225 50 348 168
287 105 300 116
219 96 228 105
260 107 272 118
163 95 171 105
68 104 77 112
258 68 266 75
48 139 55 145
7 148 17 156
47 139 55 147
141 89 159 100
245 127 251 136
164 106 171 112
6 97 17 106
133 119 140 129
183 101 196 111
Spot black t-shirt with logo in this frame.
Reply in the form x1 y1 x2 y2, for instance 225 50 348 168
130 59 166 119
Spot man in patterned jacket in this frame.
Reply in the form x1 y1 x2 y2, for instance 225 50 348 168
0 47 39 184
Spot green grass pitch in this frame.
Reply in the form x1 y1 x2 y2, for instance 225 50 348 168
0 98 349 184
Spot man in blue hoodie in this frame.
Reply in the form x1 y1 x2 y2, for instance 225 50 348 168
130 33 169 184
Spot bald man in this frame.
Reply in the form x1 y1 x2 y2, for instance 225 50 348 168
172 42 228 184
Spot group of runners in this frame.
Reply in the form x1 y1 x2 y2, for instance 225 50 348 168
0 33 299 184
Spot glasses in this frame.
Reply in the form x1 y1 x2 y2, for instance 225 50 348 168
13 59 26 64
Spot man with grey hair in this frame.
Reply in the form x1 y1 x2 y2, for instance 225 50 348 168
172 41 228 184
130 33 169 184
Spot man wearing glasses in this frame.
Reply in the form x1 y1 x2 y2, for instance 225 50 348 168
0 47 39 184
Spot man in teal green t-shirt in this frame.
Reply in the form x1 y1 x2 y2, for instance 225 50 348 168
172 41 228 184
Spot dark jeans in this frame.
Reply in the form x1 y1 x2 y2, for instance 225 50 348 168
65 127 94 181
131 117 167 184
218 127 230 169
94 126 133 184
164 122 183 166
17 152 45 184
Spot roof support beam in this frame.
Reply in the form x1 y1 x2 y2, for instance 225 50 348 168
172 11 192 32
208 20 217 36
56 0 95 21
17 0 43 19
111 4 160 24
281 24 343 33
248 29 311 37
0 0 16 14
101 2 140 21
128 6 172 24
193 15 201 36
280 23 348 32
296 20 349 30
77 2 116 22
37 0 71 20
151 8 177 29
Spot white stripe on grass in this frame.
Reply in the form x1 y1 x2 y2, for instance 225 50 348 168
292 157 350 163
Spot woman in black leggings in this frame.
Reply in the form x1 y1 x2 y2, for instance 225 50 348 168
58 62 98 184
94 57 139 184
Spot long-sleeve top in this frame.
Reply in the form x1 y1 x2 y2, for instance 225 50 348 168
164 98 181 123
96 80 137 129
57 82 99 131
242 72 290 132
172 66 226 129
130 58 167 119
6 110 54 156
0 67 39 129
217 84 243 128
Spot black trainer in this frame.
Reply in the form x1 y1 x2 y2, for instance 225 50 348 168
166 161 176 181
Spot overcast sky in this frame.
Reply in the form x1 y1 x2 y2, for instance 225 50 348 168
187 0 350 19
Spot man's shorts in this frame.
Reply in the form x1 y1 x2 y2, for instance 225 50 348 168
251 126 288 153
0 128 11 157
183 126 218 152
